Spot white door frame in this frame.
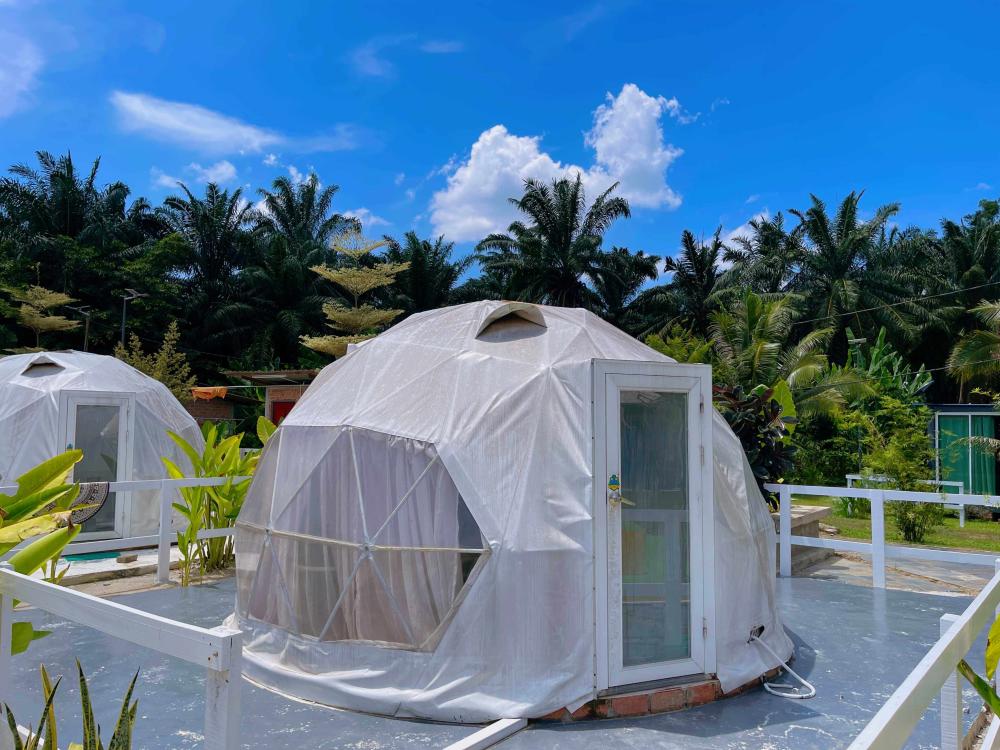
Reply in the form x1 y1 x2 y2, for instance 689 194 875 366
58 391 135 541
592 360 715 690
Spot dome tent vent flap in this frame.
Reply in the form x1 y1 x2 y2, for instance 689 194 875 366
21 355 65 378
475 302 546 341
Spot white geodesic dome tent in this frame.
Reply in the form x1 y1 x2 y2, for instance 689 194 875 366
232 301 793 722
0 351 203 539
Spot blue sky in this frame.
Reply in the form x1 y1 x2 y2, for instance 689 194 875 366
2 0 999 264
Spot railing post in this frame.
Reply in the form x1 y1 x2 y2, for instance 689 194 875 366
871 490 886 589
779 485 792 578
157 480 173 585
996 559 1000 618
939 613 962 750
203 628 242 750
0 563 12 714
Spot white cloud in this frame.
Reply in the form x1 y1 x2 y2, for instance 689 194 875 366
187 160 237 184
150 167 180 189
430 83 684 241
287 165 306 184
560 3 610 40
394 172 406 186
974 182 993 191
405 188 416 201
351 35 463 77
110 91 358 154
419 40 463 53
710 97 730 112
0 32 42 118
745 194 760 204
111 91 280 153
660 97 700 125
263 153 278 167
344 208 390 228
723 209 770 245
349 34 413 77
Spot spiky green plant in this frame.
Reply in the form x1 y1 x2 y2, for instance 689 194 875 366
4 662 138 750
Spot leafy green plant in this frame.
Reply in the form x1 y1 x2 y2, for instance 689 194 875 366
843 326 932 402
713 384 796 508
955 614 1000 720
644 324 713 363
164 419 273 585
4 661 138 750
860 397 941 543
0 451 89 654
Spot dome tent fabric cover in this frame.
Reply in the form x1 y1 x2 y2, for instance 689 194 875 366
0 351 204 535
233 301 792 722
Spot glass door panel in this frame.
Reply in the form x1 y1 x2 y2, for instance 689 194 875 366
620 390 690 666
72 404 122 533
62 393 132 539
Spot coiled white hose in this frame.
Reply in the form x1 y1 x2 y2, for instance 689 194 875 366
749 631 817 700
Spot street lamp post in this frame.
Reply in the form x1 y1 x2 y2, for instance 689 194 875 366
66 305 92 351
120 289 147 346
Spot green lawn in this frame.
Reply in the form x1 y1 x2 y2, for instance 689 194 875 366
792 495 1000 553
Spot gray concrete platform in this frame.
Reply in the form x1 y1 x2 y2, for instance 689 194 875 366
4 576 990 749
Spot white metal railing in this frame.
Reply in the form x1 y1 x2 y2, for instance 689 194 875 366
0 562 242 750
0 476 250 585
846 475 968 527
847 560 1000 750
765 483 1000 588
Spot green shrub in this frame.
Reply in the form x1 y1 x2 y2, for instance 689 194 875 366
713 384 796 509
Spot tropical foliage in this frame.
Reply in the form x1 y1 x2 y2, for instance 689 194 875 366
6 148 1000 499
4 661 139 750
164 420 264 585
0 451 88 655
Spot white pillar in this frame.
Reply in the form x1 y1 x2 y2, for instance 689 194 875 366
0 562 12 713
157 480 173 585
779 485 792 578
870 491 886 589
203 628 242 750
939 613 962 750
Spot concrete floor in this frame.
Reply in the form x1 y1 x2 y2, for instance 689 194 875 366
4 576 990 749
798 551 996 596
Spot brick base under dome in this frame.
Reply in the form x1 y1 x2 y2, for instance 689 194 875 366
537 669 783 721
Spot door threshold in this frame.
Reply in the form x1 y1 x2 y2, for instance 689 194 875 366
598 673 713 698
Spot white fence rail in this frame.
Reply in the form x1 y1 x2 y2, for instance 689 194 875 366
0 476 250 585
0 562 242 749
764 483 1000 588
847 560 1000 750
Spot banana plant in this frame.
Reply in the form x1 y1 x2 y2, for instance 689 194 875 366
4 661 138 750
163 419 271 585
0 451 86 654
957 615 1000 716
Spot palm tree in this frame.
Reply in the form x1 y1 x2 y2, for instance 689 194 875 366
722 212 803 294
790 191 926 363
476 174 630 308
215 234 327 365
256 173 357 259
157 183 258 354
661 229 727 335
590 246 661 332
383 232 473 316
710 289 865 416
0 151 102 242
948 302 1000 394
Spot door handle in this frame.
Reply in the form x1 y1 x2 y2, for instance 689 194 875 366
608 490 635 508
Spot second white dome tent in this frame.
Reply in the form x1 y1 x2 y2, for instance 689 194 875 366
232 301 791 722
